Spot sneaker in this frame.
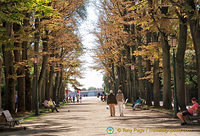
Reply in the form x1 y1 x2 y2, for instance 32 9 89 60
181 122 187 125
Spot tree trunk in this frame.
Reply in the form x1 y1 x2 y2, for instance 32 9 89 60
22 13 32 111
45 69 49 100
125 45 133 102
185 0 200 104
0 57 2 110
153 59 160 107
38 29 49 104
13 23 26 112
41 78 46 102
48 65 54 99
53 71 59 101
145 33 152 106
145 60 152 106
3 22 15 113
111 62 117 95
121 66 127 98
189 21 200 101
161 32 172 109
138 56 145 97
176 21 187 111
58 70 63 101
33 17 40 115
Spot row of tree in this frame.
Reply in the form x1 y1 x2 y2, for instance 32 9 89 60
94 0 200 110
0 0 86 113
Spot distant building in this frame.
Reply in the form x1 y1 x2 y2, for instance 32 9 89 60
68 89 104 97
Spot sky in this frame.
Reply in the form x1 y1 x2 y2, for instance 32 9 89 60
76 0 103 90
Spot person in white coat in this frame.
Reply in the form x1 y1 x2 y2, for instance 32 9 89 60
116 90 125 116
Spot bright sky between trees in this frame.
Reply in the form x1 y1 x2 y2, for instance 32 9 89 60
77 0 103 90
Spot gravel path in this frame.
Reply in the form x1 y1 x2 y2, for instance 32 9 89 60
1 97 200 136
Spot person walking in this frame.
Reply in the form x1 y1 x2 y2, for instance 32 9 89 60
107 90 117 117
116 90 125 116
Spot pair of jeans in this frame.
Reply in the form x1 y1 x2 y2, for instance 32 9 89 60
133 103 141 109
50 105 59 112
109 104 115 116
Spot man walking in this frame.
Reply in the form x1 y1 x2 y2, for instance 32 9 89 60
107 90 117 117
116 90 125 116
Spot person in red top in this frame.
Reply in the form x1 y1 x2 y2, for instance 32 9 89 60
177 97 199 125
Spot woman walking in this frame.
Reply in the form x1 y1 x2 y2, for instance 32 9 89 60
116 90 125 116
107 90 117 117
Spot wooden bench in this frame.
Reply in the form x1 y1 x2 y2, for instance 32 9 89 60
2 110 23 127
187 106 200 124
42 100 58 111
133 99 146 110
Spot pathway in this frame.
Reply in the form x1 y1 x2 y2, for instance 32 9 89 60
1 97 200 136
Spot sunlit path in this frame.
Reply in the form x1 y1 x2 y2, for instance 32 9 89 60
1 97 200 136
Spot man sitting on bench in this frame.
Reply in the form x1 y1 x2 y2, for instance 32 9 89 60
132 97 143 110
48 98 59 112
177 97 199 125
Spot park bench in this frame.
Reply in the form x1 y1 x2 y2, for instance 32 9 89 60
42 100 59 112
134 99 147 110
187 106 200 124
2 110 23 127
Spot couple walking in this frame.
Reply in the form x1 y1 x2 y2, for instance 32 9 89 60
107 90 125 117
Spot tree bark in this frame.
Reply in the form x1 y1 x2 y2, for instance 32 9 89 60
33 17 40 115
3 22 15 113
161 32 172 109
189 21 200 101
145 60 152 106
13 23 26 112
138 56 145 97
48 65 54 99
153 59 160 107
176 20 187 111
58 70 63 101
38 28 49 104
53 71 59 101
0 57 2 110
145 33 152 106
22 13 32 111
45 68 49 100
185 0 200 101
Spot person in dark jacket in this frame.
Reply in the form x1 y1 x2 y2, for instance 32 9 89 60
107 90 117 116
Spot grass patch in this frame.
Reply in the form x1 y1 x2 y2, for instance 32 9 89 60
126 102 132 106
59 102 69 107
23 115 38 122
150 106 174 115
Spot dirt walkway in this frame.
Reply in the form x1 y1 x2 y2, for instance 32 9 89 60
1 97 200 136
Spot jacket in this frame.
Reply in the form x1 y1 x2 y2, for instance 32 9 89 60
116 93 124 102
107 93 117 104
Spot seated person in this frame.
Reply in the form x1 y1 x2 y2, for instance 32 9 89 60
177 97 199 125
132 97 143 110
43 100 49 107
48 98 59 112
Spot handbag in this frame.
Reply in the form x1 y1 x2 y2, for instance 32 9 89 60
106 105 109 110
122 104 126 109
